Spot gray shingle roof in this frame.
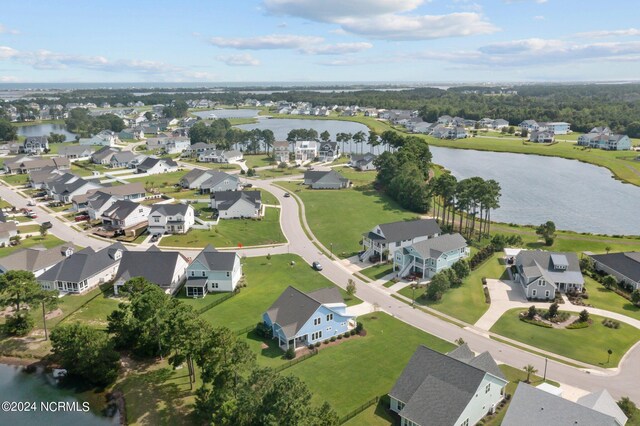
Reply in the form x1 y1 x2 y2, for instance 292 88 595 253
365 219 441 243
114 247 186 288
38 242 126 283
502 383 619 426
200 171 238 189
102 200 143 220
150 203 190 216
516 251 584 287
137 157 177 171
577 389 628 426
304 170 349 185
590 252 640 283
192 245 237 270
0 245 72 273
211 191 261 210
406 233 467 259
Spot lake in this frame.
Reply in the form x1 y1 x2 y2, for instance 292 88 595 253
0 363 116 425
16 124 77 142
192 109 260 119
429 146 640 235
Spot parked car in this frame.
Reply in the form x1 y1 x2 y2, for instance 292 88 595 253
284 192 291 198
312 261 323 271
243 183 253 188
27 212 37 219
27 199 36 206
41 221 53 230
150 233 160 243
75 214 89 222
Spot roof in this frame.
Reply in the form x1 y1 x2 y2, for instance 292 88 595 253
515 251 584 287
211 190 261 211
110 151 136 164
191 244 237 270
406 233 467 259
447 343 506 380
91 147 120 161
0 245 72 272
200 171 238 189
137 157 178 171
115 247 186 288
102 200 144 220
590 252 640 283
38 242 126 283
365 219 441 243
390 345 504 426
150 203 191 217
59 145 95 156
264 286 346 339
304 170 349 185
502 383 620 426
577 389 628 426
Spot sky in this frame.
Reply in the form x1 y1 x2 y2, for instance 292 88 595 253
1 0 640 83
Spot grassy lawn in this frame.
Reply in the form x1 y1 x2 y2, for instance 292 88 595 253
257 188 279 206
490 308 640 366
61 288 121 329
277 181 420 258
179 159 240 171
398 253 503 324
254 167 304 179
174 287 231 311
583 276 640 320
361 262 395 280
285 313 454 417
345 396 395 426
243 154 275 169
0 235 64 257
159 207 285 248
198 254 361 333
17 224 41 234
126 170 187 187
0 174 29 186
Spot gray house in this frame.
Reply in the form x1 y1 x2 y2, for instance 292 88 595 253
303 170 351 189
184 245 242 297
588 252 640 290
58 145 95 160
180 169 239 193
0 245 74 277
513 251 584 299
393 233 470 279
349 153 377 171
389 344 507 426
210 191 262 219
361 219 441 262
22 136 50 154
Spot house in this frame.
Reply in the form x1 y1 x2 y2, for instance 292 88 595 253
492 119 509 129
349 153 377 171
163 138 191 155
183 142 211 157
393 233 470 279
148 204 195 234
58 145 95 161
179 169 239 193
437 115 454 125
46 175 102 204
198 149 243 163
79 130 119 146
28 167 66 189
519 120 540 132
317 142 340 162
430 124 450 139
577 132 631 151
0 222 18 247
389 344 508 426
0 245 75 277
502 383 626 426
262 286 356 351
303 170 351 189
184 245 242 297
136 157 178 175
273 141 290 163
22 136 50 154
447 126 468 139
590 126 612 135
112 246 189 296
109 151 137 168
38 243 126 294
73 182 146 212
361 219 442 262
210 191 262 219
529 130 555 143
543 122 571 135
588 251 640 290
101 200 151 231
512 251 584 299
83 192 118 220
118 128 145 140
294 141 319 163
91 147 120 165
4 156 70 174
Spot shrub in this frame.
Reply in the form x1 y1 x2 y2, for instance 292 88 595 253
308 344 315 351
323 340 329 345
483 287 491 304
337 334 343 340
482 277 487 285
314 342 321 348
566 321 589 329
343 332 350 338
520 317 553 328
602 319 621 329
527 305 537 320
285 347 296 360
350 329 356 336
355 321 364 334
330 336 336 342
255 322 272 338
5 313 34 336
579 309 590 323
618 397 637 419
547 302 559 318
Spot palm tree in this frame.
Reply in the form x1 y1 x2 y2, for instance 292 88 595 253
37 290 59 341
353 131 366 154
523 364 538 383
368 130 380 154
262 129 275 156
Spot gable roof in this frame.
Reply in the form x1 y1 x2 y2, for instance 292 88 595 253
110 151 136 164
577 389 628 426
0 245 72 272
265 286 346 339
211 190 261 210
191 245 237 270
150 203 191 217
365 219 441 243
516 251 584 286
137 157 177 171
200 171 238 188
304 170 349 185
115 247 187 288
102 200 145 220
590 252 640 283
502 383 620 426
38 242 126 283
92 146 120 161
406 233 467 259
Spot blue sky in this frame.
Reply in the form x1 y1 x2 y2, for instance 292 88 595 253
1 0 639 83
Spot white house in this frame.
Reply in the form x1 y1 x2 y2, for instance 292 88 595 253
184 245 242 297
361 219 442 262
101 200 151 231
79 130 119 146
349 154 377 171
210 191 262 219
294 141 318 163
148 204 195 234
136 157 179 175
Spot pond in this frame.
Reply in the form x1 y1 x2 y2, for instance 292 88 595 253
16 124 77 142
0 363 116 425
191 109 260 119
429 146 640 236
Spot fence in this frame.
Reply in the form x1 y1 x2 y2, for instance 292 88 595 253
338 396 379 425
196 292 236 315
273 349 318 373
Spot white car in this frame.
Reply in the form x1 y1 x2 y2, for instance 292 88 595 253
27 199 36 206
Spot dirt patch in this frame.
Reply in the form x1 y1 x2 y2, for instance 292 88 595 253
45 308 62 320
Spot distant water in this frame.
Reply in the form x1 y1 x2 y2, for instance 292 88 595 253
192 109 260 119
0 82 450 90
16 124 76 141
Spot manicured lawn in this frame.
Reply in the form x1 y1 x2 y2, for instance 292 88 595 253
285 313 454 417
490 308 640 366
244 154 275 169
361 262 394 280
61 288 121 329
583 276 640 320
277 181 420 258
0 174 29 186
198 254 361 332
257 188 279 206
174 287 231 311
159 207 285 248
179 159 240 171
344 396 395 426
398 253 502 324
0 235 65 257
332 166 377 187
126 171 187 187
254 167 304 179
17 224 40 234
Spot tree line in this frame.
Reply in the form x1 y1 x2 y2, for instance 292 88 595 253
65 108 125 137
189 119 275 154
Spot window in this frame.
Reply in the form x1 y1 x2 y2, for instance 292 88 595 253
226 272 230 277
190 271 195 277
314 317 321 326
545 290 550 298
326 326 332 331
397 401 405 411
202 271 206 277
326 313 333 321
485 383 491 394
212 283 218 289
461 419 469 426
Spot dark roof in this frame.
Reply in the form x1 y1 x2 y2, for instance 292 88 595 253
0 245 72 272
192 245 237 270
304 170 349 185
590 252 640 283
150 203 191 216
137 157 178 171
265 286 346 339
211 190 261 210
366 219 441 243
200 171 238 188
102 200 144 220
407 233 468 259
38 242 126 283
502 383 619 426
516 251 584 287
110 151 136 164
92 147 120 161
114 248 186 288
390 345 501 426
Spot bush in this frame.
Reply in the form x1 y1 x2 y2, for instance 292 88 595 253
520 317 553 328
343 332 350 338
330 336 336 342
482 277 487 285
602 319 621 329
337 334 343 340
483 287 491 304
323 340 329 345
255 321 272 338
527 305 537 320
566 321 589 329
618 397 637 419
355 321 364 334
308 344 315 350
350 329 356 336
314 342 321 348
5 313 34 336
285 347 296 360
579 309 590 323
469 245 495 270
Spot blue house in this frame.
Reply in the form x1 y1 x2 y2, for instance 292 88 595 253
184 245 242 297
393 233 469 279
263 286 356 351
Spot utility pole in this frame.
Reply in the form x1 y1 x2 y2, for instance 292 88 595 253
543 358 548 381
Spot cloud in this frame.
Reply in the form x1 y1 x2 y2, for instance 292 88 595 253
0 75 18 82
301 42 372 55
210 34 323 50
574 28 640 38
216 53 261 66
0 46 18 59
533 15 545 20
0 24 19 35
504 0 547 3
263 0 498 40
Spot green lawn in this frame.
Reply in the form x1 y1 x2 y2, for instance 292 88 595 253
0 174 29 186
159 207 285 248
277 181 420 258
285 313 454 417
198 254 361 333
126 170 187 187
179 159 240 171
17 224 40 234
254 167 304 179
257 188 279 206
583 276 640 320
344 396 395 426
244 154 275 169
61 287 121 329
397 253 502 324
361 263 395 281
0 235 65 257
490 308 640 366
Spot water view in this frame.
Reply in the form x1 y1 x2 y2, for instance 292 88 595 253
192 109 260 119
16 124 76 142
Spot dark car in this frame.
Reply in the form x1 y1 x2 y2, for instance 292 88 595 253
284 192 291 198
150 233 160 243
243 183 253 188
41 221 53 230
75 214 90 222
312 261 323 271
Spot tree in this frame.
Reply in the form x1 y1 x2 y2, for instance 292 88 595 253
259 375 316 426
0 119 17 141
523 364 538 383
352 131 366 154
425 273 450 301
47 133 66 144
320 130 331 142
451 259 470 280
579 309 590 323
50 323 120 386
631 290 640 306
36 289 59 340
144 111 154 120
0 270 42 314
346 279 356 297
527 305 537 320
548 302 559 318
617 397 637 419
602 275 617 290
536 221 556 246
607 348 613 363
39 223 48 237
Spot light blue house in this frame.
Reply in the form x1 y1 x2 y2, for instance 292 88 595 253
393 233 469 279
184 245 242 297
577 132 631 151
263 286 356 351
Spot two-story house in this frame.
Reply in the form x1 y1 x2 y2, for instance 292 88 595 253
112 246 189 295
513 251 584 299
273 141 290 163
180 169 239 193
294 140 318 163
361 219 442 262
184 245 242 297
22 136 50 154
79 130 119 146
349 153 377 171
318 142 340 162
393 233 470 279
100 200 151 231
210 191 262 219
263 286 356 351
148 204 195 234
